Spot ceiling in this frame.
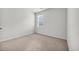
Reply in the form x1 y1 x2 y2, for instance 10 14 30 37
32 8 48 13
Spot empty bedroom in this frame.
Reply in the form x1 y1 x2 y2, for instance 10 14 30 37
0 8 68 51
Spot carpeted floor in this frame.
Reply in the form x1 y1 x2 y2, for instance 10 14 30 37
0 34 68 51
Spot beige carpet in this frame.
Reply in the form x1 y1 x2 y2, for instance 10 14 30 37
0 34 68 51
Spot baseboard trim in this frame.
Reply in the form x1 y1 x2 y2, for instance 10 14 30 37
0 33 34 43
0 33 67 43
36 33 67 40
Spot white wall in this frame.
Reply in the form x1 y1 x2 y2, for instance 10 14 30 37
0 9 2 39
67 8 79 51
36 8 67 39
0 8 35 42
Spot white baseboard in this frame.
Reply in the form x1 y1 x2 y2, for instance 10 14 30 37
0 33 34 43
0 32 66 43
36 33 67 40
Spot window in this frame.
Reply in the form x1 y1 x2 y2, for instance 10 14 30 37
37 15 44 27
